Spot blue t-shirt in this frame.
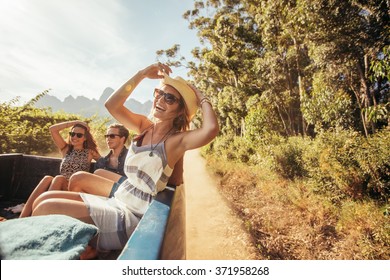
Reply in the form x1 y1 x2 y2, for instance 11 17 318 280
94 147 128 176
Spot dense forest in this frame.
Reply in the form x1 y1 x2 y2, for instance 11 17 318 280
158 0 389 259
1 0 388 259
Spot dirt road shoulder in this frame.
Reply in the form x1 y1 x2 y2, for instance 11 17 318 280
184 149 258 260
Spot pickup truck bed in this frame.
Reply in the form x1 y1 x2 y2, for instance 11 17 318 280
0 153 185 259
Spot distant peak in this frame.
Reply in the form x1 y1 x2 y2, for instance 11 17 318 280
99 87 115 102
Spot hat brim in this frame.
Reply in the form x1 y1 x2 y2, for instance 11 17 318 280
162 73 197 121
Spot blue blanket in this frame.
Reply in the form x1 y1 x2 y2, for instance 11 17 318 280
0 215 98 260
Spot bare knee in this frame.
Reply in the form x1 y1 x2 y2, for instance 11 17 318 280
93 169 105 176
32 198 56 216
32 191 54 211
49 175 68 191
41 175 54 186
36 175 54 192
68 171 90 192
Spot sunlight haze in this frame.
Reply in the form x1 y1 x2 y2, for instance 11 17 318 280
0 0 199 104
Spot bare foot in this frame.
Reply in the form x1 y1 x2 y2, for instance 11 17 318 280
80 245 98 260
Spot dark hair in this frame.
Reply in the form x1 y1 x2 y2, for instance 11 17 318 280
66 124 99 154
109 123 130 141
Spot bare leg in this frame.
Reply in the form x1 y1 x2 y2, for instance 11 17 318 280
49 175 68 191
32 191 94 224
19 175 53 218
68 171 116 197
94 169 122 181
32 191 99 259
32 190 80 211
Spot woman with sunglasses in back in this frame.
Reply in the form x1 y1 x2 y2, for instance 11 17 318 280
67 123 130 197
19 120 101 218
30 62 219 255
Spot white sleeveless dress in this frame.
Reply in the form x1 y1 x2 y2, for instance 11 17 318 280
80 140 173 251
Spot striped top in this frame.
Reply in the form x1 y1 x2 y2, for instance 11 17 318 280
80 139 173 251
114 140 173 216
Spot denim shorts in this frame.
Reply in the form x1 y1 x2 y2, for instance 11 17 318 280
109 176 127 198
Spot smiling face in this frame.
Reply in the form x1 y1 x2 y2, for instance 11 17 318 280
68 126 86 149
152 84 184 121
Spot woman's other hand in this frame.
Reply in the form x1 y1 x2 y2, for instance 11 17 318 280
141 62 172 79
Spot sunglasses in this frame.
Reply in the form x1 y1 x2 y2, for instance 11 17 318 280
153 88 181 105
69 132 84 138
104 134 122 139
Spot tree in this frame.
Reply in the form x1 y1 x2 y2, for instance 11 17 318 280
0 91 110 155
306 0 389 135
157 0 388 137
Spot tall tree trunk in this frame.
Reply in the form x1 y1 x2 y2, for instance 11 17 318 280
357 58 374 134
349 70 369 137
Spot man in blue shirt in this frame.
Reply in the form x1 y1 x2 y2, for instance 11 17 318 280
95 123 129 177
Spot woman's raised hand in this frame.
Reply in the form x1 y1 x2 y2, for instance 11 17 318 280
141 62 172 79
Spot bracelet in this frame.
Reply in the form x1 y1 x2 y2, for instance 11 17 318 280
200 97 212 107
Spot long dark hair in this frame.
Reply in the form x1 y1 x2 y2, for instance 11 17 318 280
66 124 99 154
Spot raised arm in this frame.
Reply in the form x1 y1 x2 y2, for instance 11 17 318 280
180 85 219 151
49 120 89 152
105 63 172 134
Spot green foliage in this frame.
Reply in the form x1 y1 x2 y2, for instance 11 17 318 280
0 92 111 156
244 95 285 140
161 0 388 137
209 127 390 202
370 45 390 81
302 130 365 201
271 136 308 180
302 129 390 201
366 45 390 127
355 130 390 200
171 0 390 259
301 71 354 132
207 133 257 164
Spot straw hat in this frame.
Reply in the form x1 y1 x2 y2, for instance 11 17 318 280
162 73 198 120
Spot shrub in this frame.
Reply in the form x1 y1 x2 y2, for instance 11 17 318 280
207 133 258 164
270 136 308 180
302 129 390 201
336 200 390 259
354 129 390 200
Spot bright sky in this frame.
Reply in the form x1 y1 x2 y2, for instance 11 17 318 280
0 0 200 104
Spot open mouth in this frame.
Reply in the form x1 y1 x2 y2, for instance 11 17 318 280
155 105 166 112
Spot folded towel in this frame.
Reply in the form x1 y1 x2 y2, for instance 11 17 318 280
0 214 98 260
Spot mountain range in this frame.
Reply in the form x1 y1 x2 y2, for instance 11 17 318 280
35 87 153 117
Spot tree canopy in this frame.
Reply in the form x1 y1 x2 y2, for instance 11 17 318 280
159 0 389 138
